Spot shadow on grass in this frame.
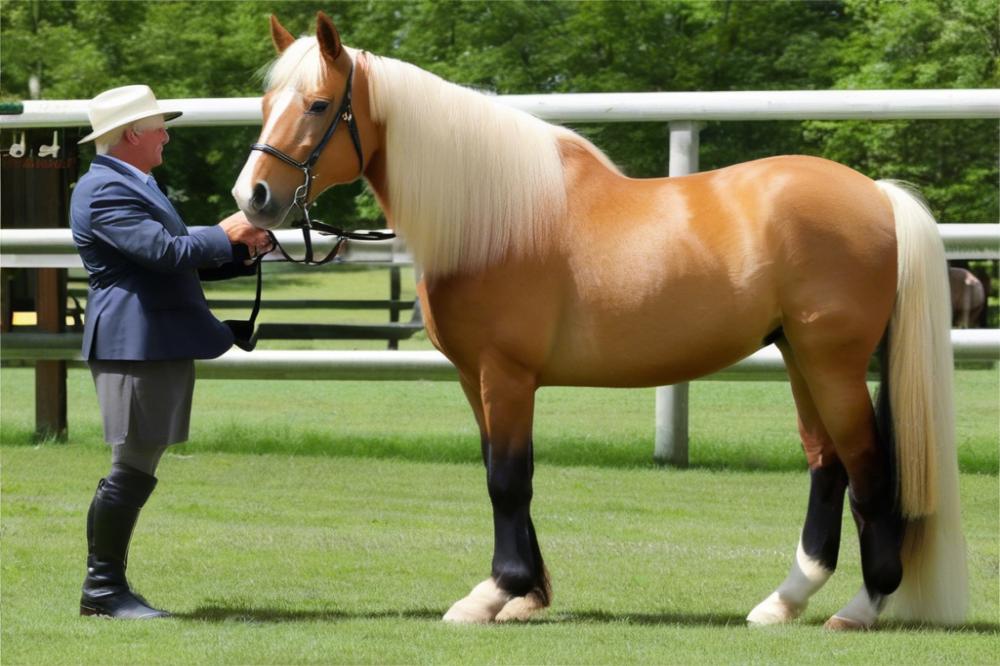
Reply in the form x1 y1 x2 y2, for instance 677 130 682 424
173 604 1000 633
565 612 999 634
176 605 749 628
176 604 442 623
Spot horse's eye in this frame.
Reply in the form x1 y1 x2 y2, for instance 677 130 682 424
307 100 330 114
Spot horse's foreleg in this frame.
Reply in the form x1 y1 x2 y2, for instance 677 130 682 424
749 343 847 625
458 373 489 467
443 360 549 623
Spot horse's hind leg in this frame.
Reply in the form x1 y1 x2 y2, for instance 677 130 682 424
748 340 848 625
787 332 904 630
443 358 550 623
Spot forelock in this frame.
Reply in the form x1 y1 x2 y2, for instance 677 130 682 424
263 37 324 92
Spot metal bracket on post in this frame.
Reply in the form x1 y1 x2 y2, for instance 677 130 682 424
654 120 702 466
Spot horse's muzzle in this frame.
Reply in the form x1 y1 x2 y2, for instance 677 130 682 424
232 183 289 230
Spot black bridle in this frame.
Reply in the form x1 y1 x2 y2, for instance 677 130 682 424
249 60 394 266
228 59 395 352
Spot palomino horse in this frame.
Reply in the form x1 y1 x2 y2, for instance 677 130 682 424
233 13 966 629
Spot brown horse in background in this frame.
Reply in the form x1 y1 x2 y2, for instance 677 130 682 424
949 266 986 328
233 13 966 629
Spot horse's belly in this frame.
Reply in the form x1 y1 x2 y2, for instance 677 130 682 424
539 294 777 387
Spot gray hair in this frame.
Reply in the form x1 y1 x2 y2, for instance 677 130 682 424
95 115 166 155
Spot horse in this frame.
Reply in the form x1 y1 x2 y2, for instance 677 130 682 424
949 266 986 328
232 12 966 630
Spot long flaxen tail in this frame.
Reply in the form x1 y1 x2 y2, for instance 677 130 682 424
875 179 967 625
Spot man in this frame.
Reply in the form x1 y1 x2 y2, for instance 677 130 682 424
70 84 272 619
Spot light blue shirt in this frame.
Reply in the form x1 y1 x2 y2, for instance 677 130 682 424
102 154 155 186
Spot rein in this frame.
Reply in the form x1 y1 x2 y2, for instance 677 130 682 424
228 58 395 351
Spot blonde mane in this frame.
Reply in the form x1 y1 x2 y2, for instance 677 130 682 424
266 38 621 275
365 55 573 275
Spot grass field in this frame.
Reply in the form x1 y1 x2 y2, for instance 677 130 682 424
2 365 998 664
3 265 998 663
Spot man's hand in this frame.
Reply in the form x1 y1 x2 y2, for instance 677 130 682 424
218 211 273 260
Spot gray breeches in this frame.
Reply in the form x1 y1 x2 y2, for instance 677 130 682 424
89 359 196 476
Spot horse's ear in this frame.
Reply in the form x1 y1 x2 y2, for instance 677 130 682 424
270 15 295 53
315 11 343 61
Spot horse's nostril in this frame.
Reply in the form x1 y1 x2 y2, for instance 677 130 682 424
250 181 271 212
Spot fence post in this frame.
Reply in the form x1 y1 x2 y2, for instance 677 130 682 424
654 121 701 466
388 266 401 350
0 127 77 440
35 267 67 440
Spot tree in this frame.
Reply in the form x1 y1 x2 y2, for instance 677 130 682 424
804 0 999 223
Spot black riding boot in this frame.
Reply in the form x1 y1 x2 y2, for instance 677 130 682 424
80 463 170 618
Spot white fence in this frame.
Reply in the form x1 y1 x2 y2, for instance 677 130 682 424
3 89 1000 127
2 88 999 464
2 224 996 268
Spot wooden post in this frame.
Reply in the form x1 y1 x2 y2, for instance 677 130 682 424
35 267 67 440
0 127 77 441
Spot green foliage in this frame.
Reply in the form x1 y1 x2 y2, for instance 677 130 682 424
802 0 1000 223
0 0 995 225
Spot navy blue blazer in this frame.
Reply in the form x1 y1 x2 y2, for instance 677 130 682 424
71 155 248 360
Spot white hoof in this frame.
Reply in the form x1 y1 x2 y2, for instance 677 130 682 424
495 591 546 623
443 578 511 624
826 586 881 630
746 592 805 626
824 614 870 631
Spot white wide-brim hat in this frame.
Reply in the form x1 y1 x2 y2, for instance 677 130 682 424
78 84 182 144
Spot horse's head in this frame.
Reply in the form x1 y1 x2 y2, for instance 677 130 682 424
233 12 376 229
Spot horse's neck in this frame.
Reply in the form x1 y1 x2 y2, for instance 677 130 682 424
363 123 394 227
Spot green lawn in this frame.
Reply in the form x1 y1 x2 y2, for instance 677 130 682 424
3 263 998 663
1 364 998 664
1 448 997 665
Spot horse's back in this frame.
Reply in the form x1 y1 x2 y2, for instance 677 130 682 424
526 153 897 385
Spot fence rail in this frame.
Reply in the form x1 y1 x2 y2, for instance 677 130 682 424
2 89 999 128
3 330 997 380
0 228 410 268
1 224 997 268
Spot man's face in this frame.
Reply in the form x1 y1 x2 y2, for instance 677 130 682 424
132 119 169 168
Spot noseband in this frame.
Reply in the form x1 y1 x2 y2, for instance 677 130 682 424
249 60 393 266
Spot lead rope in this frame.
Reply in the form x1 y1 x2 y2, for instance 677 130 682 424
227 224 394 352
